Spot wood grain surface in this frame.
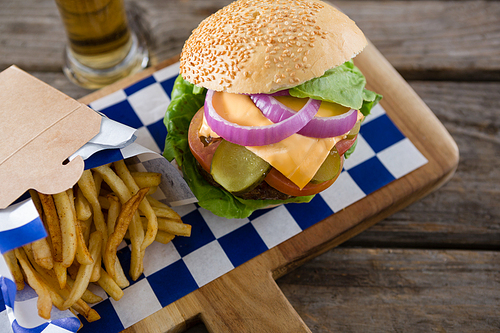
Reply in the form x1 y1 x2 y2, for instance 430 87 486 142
1 0 499 332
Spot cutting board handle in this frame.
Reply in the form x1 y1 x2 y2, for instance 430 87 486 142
198 266 311 333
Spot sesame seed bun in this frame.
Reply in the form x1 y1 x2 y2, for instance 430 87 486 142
180 0 367 94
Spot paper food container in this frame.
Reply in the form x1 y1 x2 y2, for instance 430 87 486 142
0 66 195 332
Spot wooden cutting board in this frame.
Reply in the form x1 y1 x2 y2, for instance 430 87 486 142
79 41 459 333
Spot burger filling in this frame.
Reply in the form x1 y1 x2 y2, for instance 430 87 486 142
164 61 382 218
189 91 363 197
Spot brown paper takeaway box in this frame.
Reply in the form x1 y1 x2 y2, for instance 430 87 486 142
0 66 102 209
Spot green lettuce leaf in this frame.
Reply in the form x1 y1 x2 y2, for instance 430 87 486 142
360 89 383 117
289 60 382 116
163 75 313 219
163 77 206 165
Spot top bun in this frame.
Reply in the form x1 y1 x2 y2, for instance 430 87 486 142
180 0 367 94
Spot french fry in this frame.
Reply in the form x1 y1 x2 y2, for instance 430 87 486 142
112 259 130 289
146 186 158 195
104 187 148 285
53 191 77 268
62 231 101 309
31 238 54 270
107 194 121 237
89 252 101 283
128 217 145 280
146 195 165 208
23 242 33 255
66 277 102 304
53 261 67 289
67 261 79 281
29 261 98 322
130 171 162 189
93 164 144 280
74 219 93 266
114 160 158 252
141 217 191 237
97 267 124 301
22 250 66 311
45 275 100 322
159 218 191 237
93 164 135 204
74 299 101 322
15 248 52 320
3 250 24 290
45 285 66 311
78 170 108 256
105 194 129 287
80 217 92 247
37 193 63 262
66 187 75 212
146 196 181 218
93 171 103 196
154 231 176 244
47 276 99 322
75 187 92 221
67 187 93 266
152 206 182 220
98 195 110 210
23 222 101 322
22 243 39 270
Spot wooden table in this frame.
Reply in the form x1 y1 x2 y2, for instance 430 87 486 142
1 0 499 331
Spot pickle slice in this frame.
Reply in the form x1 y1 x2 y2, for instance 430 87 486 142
311 148 341 184
346 120 361 140
211 140 271 194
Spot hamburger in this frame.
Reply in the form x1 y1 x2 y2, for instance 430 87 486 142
164 0 381 218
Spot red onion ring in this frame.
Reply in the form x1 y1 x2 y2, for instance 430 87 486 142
251 95 358 138
204 90 320 146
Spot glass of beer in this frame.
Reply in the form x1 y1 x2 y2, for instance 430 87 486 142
55 0 149 89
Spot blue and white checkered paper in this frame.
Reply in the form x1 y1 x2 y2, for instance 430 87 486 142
0 62 428 333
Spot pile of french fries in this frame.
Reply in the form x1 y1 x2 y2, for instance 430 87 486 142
3 160 191 325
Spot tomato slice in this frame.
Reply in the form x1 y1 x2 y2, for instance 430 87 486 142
264 156 344 197
188 108 221 173
336 134 357 156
